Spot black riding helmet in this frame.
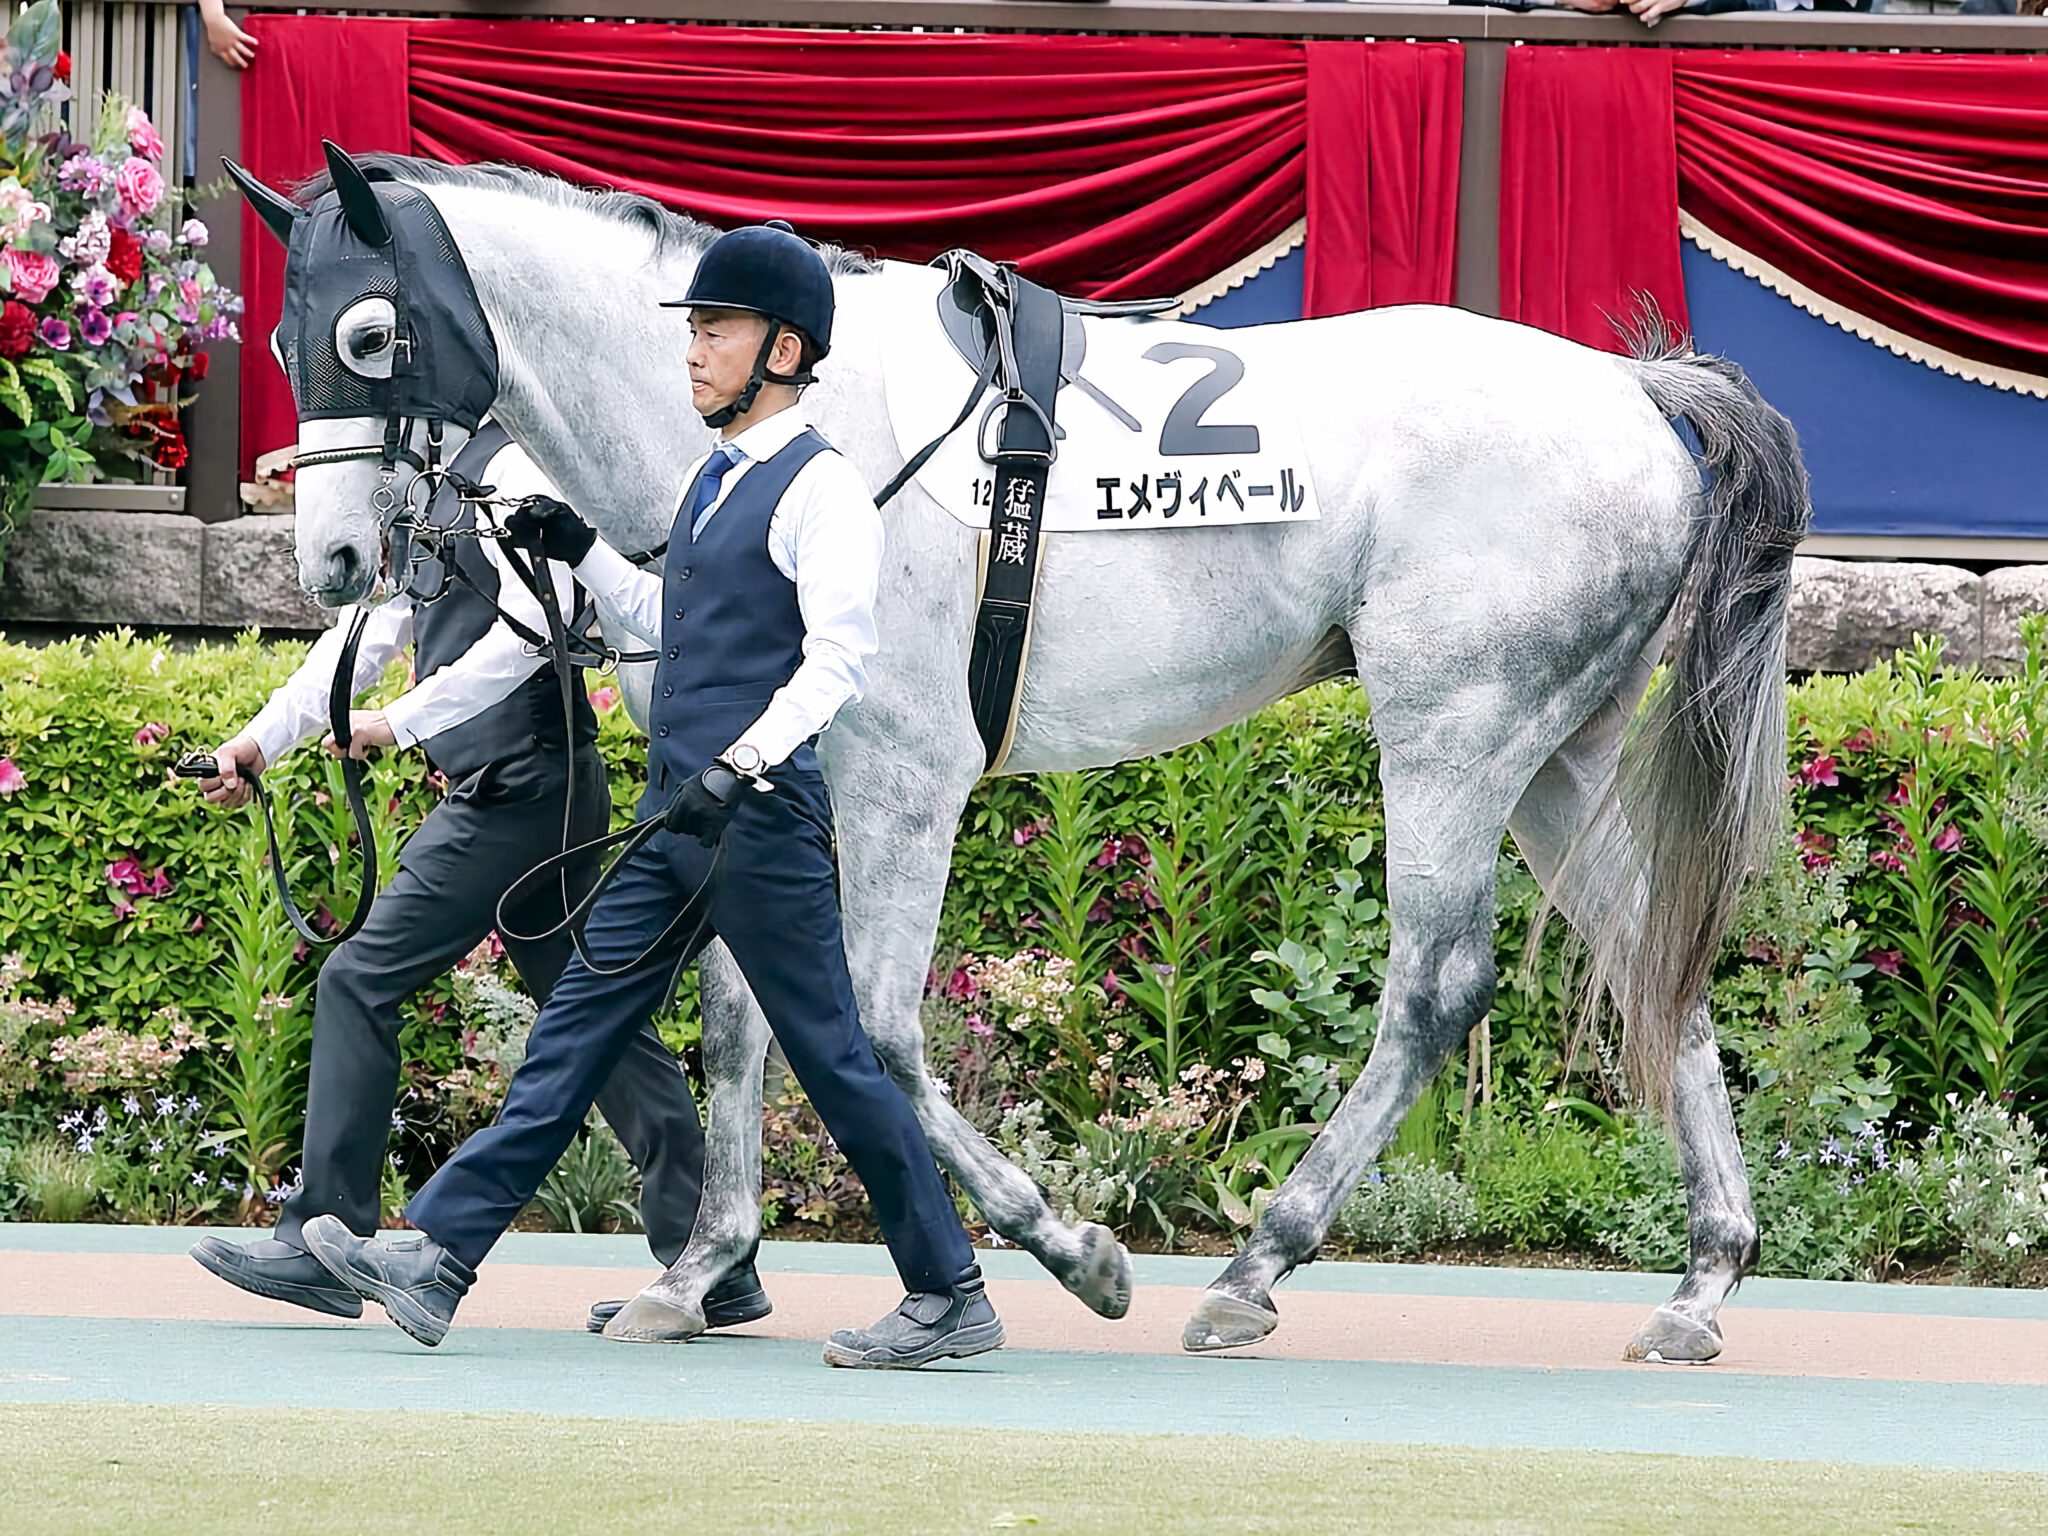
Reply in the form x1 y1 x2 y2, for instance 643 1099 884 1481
663 219 835 428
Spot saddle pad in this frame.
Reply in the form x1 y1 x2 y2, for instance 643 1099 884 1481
869 263 1320 534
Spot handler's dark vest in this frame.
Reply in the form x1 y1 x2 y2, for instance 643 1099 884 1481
648 427 832 793
406 422 598 781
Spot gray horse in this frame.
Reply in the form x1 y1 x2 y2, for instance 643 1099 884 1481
250 153 1806 1363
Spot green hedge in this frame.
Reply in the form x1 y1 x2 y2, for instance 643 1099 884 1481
3 625 2047 1264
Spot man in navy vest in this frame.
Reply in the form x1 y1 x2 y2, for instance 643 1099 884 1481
302 223 1003 1371
185 431 768 1336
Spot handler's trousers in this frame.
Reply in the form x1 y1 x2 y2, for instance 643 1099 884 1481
408 764 974 1293
275 746 708 1264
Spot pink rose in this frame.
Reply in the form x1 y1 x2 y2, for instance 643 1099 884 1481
0 757 24 795
133 721 169 747
114 158 164 219
587 685 620 713
6 247 60 304
125 107 166 164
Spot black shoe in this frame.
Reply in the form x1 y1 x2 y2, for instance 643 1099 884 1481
191 1235 364 1319
300 1214 476 1348
586 1264 772 1334
822 1262 1004 1370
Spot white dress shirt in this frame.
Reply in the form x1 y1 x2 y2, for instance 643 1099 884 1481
244 439 575 768
574 404 884 770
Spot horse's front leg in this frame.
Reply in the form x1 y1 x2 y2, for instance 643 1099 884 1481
832 741 1134 1320
603 942 771 1342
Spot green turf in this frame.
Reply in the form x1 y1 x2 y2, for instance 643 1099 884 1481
8 1404 2043 1536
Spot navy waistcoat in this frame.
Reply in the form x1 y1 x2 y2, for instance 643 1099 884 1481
406 422 597 781
647 427 832 792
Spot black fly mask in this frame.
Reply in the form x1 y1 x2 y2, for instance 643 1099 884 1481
226 141 498 516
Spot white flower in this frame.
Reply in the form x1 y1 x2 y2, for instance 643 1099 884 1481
2008 1231 2026 1249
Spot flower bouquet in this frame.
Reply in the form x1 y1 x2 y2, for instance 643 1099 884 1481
0 0 239 558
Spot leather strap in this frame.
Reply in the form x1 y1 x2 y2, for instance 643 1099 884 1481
966 271 1062 773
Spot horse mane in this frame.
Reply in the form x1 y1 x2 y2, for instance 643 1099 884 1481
290 155 879 275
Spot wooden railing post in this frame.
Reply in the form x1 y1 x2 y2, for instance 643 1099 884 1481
1454 39 1506 319
186 9 243 523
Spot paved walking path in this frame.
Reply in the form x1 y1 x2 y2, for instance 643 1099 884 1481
5 1225 2047 1471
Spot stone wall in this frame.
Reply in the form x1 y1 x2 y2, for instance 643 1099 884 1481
2 509 2046 670
0 509 327 633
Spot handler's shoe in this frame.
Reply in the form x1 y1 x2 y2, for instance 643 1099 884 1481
190 1235 364 1319
585 1264 773 1334
822 1262 1004 1370
301 1214 475 1348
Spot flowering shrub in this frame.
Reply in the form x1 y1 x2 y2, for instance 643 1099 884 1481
45 1007 204 1090
0 1 238 554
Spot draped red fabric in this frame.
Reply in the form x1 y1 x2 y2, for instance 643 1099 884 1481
1498 47 1688 353
1303 42 1463 317
239 16 411 475
406 25 1308 301
1674 52 2048 384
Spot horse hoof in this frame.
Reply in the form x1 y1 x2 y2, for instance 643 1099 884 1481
1182 1289 1278 1354
1624 1306 1723 1364
1063 1223 1134 1320
601 1290 706 1344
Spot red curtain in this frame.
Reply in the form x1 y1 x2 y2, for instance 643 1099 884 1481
239 16 411 476
408 26 1308 301
238 22 1465 471
1674 52 2048 384
1304 42 1463 317
1498 47 1688 353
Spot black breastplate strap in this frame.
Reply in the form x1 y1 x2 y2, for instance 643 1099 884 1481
966 270 1063 774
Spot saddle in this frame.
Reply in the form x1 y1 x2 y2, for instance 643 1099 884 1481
901 250 1175 772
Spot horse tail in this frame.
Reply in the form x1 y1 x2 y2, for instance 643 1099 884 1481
1555 337 1810 1110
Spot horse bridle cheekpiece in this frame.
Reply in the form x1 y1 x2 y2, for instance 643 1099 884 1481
224 141 499 527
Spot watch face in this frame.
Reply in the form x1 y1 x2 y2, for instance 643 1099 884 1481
730 746 763 774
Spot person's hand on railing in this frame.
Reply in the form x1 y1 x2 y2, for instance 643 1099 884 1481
199 0 258 70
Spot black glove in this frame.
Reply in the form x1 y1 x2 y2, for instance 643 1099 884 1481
503 495 597 567
663 762 743 848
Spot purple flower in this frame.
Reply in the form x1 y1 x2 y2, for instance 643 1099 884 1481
57 153 110 195
37 316 70 351
71 266 117 308
78 307 112 346
144 228 173 255
180 218 209 248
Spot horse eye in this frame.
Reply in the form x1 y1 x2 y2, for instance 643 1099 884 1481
335 296 399 380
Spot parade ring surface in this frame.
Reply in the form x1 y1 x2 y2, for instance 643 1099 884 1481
7 1226 2047 1534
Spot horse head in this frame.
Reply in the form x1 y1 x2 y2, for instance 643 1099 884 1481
226 142 499 607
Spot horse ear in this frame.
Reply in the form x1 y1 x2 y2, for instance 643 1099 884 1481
222 158 301 246
322 140 391 248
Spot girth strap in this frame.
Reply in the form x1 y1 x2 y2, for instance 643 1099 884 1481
965 270 1063 774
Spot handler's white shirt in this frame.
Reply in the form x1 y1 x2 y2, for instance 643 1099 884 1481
243 439 575 767
574 404 885 771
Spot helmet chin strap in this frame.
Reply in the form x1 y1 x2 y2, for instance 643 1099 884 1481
700 321 816 430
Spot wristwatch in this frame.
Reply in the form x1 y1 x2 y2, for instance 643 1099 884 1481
719 743 772 789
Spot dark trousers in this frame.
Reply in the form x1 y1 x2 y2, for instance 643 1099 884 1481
276 746 707 1264
408 766 974 1292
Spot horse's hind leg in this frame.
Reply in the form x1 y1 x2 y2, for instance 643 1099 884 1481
604 945 771 1342
1508 676 1758 1363
831 738 1134 1319
1186 769 1510 1352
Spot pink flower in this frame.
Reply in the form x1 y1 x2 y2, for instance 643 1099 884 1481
78 307 111 346
944 967 979 1003
37 316 69 351
292 939 309 964
1842 727 1876 755
105 857 144 889
189 914 206 933
1933 824 1964 854
0 757 23 795
111 898 136 921
146 870 175 898
1866 949 1903 977
1798 754 1839 788
587 685 620 713
966 1014 993 1040
124 106 165 163
1886 781 1913 807
5 247 60 303
114 157 164 219
1870 848 1905 873
1087 898 1112 924
180 218 209 249
487 931 506 960
133 721 169 747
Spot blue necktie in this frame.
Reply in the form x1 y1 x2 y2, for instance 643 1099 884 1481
685 445 741 540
